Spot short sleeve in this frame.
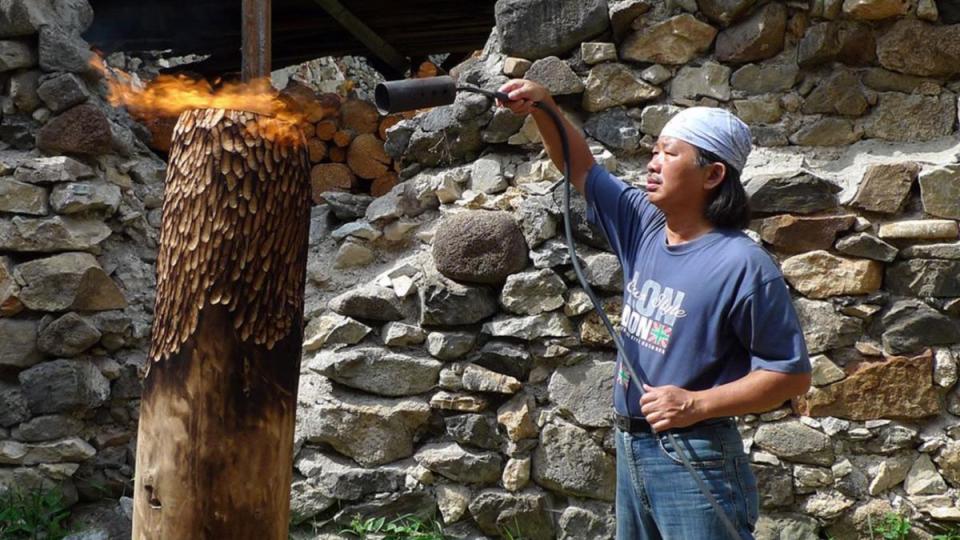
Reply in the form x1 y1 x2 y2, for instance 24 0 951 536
584 163 661 258
728 277 811 374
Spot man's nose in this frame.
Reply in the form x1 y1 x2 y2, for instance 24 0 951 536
648 154 660 172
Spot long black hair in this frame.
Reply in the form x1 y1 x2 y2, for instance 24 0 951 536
693 146 751 230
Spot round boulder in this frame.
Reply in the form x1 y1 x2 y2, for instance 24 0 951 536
433 211 528 285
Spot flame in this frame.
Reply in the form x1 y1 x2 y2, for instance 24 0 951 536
91 55 330 147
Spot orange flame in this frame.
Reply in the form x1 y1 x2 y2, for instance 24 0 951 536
91 55 329 147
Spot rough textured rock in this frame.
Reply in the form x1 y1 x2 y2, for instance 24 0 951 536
499 269 566 315
835 233 898 262
0 39 35 71
843 0 910 20
0 177 47 215
582 63 661 112
0 382 29 427
50 181 121 215
746 171 840 214
468 489 555 540
0 216 112 252
433 211 528 285
790 118 861 147
781 251 883 299
446 413 502 450
482 312 575 340
497 392 537 442
525 56 584 96
496 0 609 60
731 62 798 93
532 422 615 501
904 454 948 495
863 93 956 142
18 359 110 414
797 21 876 67
885 259 960 298
881 300 959 355
583 107 641 153
879 219 958 241
0 318 40 368
12 156 95 185
795 351 941 420
699 0 761 26
794 298 863 354
37 312 101 357
36 104 112 155
13 252 126 311
414 442 502 485
877 19 960 77
850 162 919 214
328 283 404 321
670 63 731 101
621 14 718 65
801 70 868 117
308 347 441 397
296 375 430 467
302 313 370 351
760 214 856 253
754 421 834 466
418 271 498 326
36 72 89 113
918 165 960 219
37 23 92 74
547 357 615 428
557 500 616 540
426 331 476 361
715 3 787 63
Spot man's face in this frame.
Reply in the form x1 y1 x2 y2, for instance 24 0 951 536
646 136 722 215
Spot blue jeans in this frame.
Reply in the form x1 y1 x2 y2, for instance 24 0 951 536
615 418 759 539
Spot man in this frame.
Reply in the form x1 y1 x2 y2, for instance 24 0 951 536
497 79 811 539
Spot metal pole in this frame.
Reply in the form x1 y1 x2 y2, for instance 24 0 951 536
242 0 272 80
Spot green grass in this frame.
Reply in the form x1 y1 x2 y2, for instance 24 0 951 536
0 487 72 540
339 512 447 539
872 512 911 540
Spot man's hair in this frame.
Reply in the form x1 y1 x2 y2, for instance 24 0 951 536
694 146 751 230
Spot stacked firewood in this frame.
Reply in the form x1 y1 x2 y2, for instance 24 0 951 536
299 96 406 203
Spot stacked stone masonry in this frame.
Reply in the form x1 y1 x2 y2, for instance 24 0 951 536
3 0 960 539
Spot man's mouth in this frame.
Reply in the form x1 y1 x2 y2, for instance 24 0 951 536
646 176 662 191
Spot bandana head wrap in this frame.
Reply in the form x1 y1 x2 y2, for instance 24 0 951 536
659 107 752 173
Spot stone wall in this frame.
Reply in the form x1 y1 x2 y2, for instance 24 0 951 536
0 0 165 535
295 1 960 539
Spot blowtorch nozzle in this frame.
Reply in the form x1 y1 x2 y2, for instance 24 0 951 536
374 76 511 114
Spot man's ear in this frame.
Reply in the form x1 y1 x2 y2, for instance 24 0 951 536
704 162 726 190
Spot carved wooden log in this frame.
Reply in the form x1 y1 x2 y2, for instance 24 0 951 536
133 108 311 539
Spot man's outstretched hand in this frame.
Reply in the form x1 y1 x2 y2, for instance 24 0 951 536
640 384 704 432
496 79 550 116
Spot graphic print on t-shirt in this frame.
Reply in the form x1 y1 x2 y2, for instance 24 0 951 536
619 276 687 355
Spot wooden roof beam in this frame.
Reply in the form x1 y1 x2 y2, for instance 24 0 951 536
311 0 409 74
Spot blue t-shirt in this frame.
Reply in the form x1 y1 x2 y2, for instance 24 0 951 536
584 164 810 417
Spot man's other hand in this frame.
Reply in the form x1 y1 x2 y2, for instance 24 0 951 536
639 384 704 432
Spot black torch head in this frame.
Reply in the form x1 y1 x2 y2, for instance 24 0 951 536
374 76 458 114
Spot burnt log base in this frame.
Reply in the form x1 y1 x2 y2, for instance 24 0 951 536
133 108 311 539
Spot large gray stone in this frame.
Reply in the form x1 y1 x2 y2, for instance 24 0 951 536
882 299 960 355
476 341 532 381
609 0 652 42
0 178 48 215
877 19 960 77
12 414 84 442
790 118 861 146
0 0 93 37
0 437 96 465
295 374 430 467
670 63 731 101
36 104 114 156
500 268 566 316
18 359 110 414
532 421 615 501
802 70 869 117
730 62 798 93
584 107 641 153
14 252 126 311
794 298 863 354
328 283 404 321
302 313 370 351
294 448 405 502
886 260 960 298
583 252 623 292
548 357 615 428
0 382 29 427
557 500 616 540
582 63 661 113
640 104 682 136
468 489 555 540
754 421 834 466
496 0 609 60
426 331 476 361
482 312 575 341
445 413 503 450
746 171 840 214
37 24 93 74
835 233 898 262
50 182 121 216
0 40 35 71
36 73 90 113
307 347 441 397
415 442 502 485
715 2 787 63
863 93 956 142
517 195 558 249
13 156 96 185
525 56 584 96
919 165 960 219
0 318 40 369
37 312 101 357
620 14 717 65
798 21 876 67
850 162 918 214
